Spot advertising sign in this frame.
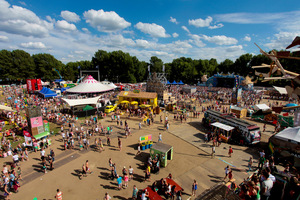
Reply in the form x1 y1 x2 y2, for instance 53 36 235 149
43 120 50 132
26 79 32 93
139 134 152 143
30 116 43 128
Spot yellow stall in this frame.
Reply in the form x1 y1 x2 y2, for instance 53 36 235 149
118 91 157 107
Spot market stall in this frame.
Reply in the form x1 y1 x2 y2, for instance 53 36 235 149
150 143 173 167
211 122 235 143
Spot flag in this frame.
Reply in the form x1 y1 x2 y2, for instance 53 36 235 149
162 65 165 72
148 65 150 72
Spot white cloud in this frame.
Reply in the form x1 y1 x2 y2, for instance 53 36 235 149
56 20 77 32
83 9 131 32
169 17 179 24
20 42 46 49
208 23 224 29
18 1 26 6
264 31 300 50
226 45 243 52
181 26 190 33
188 34 206 47
135 22 170 38
0 0 53 38
135 39 151 49
172 33 179 38
82 28 90 33
215 11 300 32
243 36 251 42
200 35 238 45
61 11 80 23
0 35 9 42
189 16 213 27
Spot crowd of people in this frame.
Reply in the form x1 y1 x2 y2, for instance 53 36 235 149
0 83 300 200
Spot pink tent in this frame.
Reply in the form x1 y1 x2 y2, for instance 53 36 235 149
66 75 114 93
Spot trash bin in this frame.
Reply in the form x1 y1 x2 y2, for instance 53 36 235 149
149 141 153 148
141 142 146 150
145 141 149 149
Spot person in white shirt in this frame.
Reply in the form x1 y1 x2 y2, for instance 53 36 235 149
12 154 19 165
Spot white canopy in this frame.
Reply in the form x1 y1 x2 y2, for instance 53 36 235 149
100 81 117 89
274 127 300 143
0 105 15 112
66 75 114 93
254 104 270 111
62 96 101 107
211 122 235 131
273 86 288 95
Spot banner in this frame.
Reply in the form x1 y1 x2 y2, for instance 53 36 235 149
24 136 32 146
30 116 43 128
139 134 152 143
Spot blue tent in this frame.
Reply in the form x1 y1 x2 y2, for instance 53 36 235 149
285 103 298 107
43 88 57 98
39 87 47 94
178 80 184 85
167 80 171 84
172 81 177 84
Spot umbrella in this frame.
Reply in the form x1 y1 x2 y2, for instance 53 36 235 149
82 105 94 111
130 101 138 105
121 100 129 104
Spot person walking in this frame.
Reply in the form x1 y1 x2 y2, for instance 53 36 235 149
117 175 123 190
211 145 215 158
224 166 230 181
118 137 122 151
104 192 111 200
228 146 233 157
55 189 63 200
192 179 198 196
248 156 253 171
158 133 162 142
136 143 141 156
132 185 138 200
85 160 92 174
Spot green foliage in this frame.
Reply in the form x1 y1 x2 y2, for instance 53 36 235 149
1 48 299 86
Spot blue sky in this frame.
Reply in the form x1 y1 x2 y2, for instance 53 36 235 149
0 0 299 64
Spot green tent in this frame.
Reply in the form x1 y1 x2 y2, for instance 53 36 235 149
83 105 94 111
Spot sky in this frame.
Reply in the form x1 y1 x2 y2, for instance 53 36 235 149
0 0 299 64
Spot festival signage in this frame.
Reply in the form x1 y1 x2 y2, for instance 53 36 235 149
30 116 43 128
139 134 152 143
43 120 50 132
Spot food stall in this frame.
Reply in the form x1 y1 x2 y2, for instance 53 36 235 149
211 122 235 143
150 143 173 167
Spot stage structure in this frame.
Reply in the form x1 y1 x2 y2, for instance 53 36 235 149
146 72 168 100
80 70 100 82
206 73 245 89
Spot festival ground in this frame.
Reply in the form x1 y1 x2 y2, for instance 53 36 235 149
0 100 277 200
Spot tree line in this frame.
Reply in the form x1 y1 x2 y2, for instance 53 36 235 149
0 49 299 85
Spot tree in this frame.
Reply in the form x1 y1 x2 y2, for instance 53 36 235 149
232 54 253 76
0 50 13 81
150 56 163 73
12 50 36 81
218 59 234 73
32 53 64 81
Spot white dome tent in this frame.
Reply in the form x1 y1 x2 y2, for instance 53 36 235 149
66 75 114 93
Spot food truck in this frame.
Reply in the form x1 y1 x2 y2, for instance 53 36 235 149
202 110 261 145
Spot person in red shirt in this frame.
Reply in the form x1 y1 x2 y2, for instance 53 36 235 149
228 146 233 157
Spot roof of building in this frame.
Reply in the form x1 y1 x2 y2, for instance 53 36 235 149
118 91 157 99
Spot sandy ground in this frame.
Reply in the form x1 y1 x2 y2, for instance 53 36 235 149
1 99 279 200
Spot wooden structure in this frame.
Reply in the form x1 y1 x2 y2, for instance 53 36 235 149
230 106 247 118
146 72 167 100
150 143 173 167
118 91 157 107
